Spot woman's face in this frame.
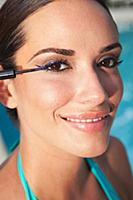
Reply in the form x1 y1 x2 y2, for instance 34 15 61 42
9 0 123 157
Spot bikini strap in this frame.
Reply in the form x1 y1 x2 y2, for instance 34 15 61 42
17 153 122 200
85 158 121 200
17 153 37 200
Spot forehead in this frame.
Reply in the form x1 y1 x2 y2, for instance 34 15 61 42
17 0 118 63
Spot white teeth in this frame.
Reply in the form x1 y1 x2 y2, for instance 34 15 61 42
66 115 108 123
80 119 86 123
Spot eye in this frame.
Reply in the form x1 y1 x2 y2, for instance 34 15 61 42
97 56 122 69
37 59 71 73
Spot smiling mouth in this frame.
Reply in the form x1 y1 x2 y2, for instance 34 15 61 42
59 110 111 133
61 114 109 124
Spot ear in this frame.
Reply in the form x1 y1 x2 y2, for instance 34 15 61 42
0 66 17 109
0 79 17 109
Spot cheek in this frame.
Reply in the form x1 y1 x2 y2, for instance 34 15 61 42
105 72 123 105
99 69 123 108
35 80 74 110
15 77 74 112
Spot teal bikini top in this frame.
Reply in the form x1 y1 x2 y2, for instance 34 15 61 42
17 153 122 200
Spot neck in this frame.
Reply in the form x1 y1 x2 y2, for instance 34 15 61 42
19 134 90 200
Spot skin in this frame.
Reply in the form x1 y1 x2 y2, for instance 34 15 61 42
0 0 133 199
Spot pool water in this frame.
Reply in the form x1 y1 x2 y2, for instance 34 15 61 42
0 24 133 172
111 24 133 172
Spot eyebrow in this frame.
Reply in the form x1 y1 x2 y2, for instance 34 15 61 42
29 42 122 62
29 48 75 61
100 42 122 53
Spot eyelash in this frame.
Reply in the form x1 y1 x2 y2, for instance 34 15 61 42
36 59 71 73
97 56 123 69
36 56 122 73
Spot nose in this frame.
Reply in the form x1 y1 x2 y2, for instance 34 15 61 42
73 69 108 106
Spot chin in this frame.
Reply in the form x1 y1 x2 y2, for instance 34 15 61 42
73 137 110 158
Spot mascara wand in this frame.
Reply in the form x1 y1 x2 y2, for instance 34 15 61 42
0 66 47 80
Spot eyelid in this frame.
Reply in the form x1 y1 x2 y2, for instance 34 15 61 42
98 52 121 60
29 54 71 67
44 58 70 67
98 55 119 62
96 52 121 63
35 58 72 73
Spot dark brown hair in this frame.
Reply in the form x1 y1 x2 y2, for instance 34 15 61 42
0 0 115 124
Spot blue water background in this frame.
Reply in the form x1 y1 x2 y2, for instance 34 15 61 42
0 24 133 171
111 23 133 172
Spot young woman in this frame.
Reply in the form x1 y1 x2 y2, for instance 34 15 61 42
0 0 132 199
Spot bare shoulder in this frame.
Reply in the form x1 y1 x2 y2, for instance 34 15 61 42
0 148 24 200
96 136 133 199
106 136 132 180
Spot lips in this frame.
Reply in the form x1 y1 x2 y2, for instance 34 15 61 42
63 114 108 123
61 110 110 123
60 110 111 133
